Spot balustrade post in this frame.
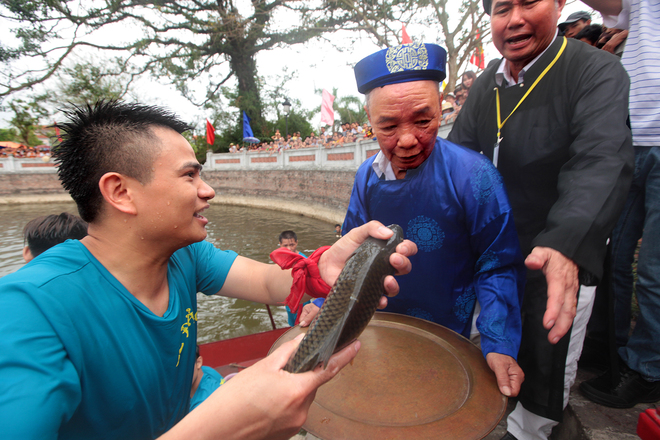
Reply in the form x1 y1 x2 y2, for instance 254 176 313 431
206 151 214 170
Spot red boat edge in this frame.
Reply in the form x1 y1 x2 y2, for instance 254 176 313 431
199 327 291 377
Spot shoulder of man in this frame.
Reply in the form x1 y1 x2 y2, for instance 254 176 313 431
563 37 627 72
1 240 88 289
355 152 378 175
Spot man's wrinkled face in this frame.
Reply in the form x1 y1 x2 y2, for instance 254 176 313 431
366 80 441 179
491 0 565 69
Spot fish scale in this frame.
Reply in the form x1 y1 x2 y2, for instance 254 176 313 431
284 224 403 373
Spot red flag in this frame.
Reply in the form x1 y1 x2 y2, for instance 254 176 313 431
54 121 62 142
206 119 215 145
470 30 485 69
320 89 335 126
402 24 412 44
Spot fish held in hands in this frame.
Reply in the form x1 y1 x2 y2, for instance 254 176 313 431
284 224 404 373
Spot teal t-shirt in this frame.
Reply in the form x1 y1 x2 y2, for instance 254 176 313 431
189 366 224 411
0 240 237 439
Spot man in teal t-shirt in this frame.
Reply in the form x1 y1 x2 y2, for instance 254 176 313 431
0 101 416 440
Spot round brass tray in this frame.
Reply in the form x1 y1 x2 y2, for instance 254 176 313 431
269 312 506 440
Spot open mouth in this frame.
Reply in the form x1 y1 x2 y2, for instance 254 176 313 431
506 34 532 47
194 206 209 222
397 153 422 166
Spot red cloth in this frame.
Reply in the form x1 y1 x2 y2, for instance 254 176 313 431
470 30 485 69
402 24 412 44
270 246 332 320
637 408 660 440
206 119 215 145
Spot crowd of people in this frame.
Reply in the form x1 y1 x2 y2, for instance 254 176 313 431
0 143 51 158
440 70 477 125
227 122 375 154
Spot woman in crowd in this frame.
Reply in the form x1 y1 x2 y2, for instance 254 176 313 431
461 71 477 98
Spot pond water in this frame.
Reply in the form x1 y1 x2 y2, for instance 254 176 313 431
0 202 339 343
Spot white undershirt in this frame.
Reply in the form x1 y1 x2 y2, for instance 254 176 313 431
372 151 398 181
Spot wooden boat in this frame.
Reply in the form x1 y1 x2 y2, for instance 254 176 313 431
198 326 289 377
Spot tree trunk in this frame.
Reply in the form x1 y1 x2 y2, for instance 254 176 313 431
446 53 459 94
228 48 267 137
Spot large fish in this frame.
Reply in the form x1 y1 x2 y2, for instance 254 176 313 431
284 224 404 373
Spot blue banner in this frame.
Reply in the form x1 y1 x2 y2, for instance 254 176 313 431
243 111 255 140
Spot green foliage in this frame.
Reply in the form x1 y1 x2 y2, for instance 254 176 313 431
271 110 314 139
181 131 209 164
5 98 48 146
0 128 19 142
33 58 136 111
214 126 242 153
334 95 368 126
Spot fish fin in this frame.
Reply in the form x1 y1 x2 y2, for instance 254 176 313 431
317 315 350 369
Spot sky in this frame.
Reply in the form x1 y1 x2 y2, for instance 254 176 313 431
0 1 602 132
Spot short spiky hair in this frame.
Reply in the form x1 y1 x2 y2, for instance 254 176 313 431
23 212 88 257
279 230 298 242
53 100 192 223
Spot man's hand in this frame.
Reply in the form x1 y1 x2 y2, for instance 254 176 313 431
601 29 628 53
525 246 579 344
318 221 417 305
299 303 321 327
486 353 524 397
161 334 360 440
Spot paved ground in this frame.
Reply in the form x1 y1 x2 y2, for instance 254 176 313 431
484 368 653 440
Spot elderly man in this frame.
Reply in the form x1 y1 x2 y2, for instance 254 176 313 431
0 101 416 439
332 43 527 399
448 0 633 439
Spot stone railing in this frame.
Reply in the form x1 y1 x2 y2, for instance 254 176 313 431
0 156 57 173
206 139 380 171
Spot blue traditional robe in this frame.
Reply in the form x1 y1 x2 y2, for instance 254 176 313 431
343 138 525 358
